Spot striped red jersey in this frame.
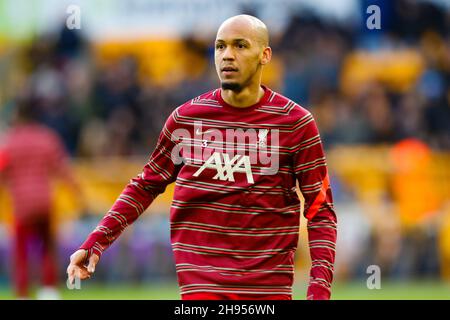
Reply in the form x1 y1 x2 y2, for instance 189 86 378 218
80 86 337 299
0 124 72 221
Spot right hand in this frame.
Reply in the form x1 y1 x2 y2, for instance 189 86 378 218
66 249 100 285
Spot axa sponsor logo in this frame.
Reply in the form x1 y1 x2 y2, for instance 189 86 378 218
193 152 254 183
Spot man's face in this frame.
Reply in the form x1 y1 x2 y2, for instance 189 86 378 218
214 23 265 92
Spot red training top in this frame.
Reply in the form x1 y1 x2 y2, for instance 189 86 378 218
80 86 337 299
0 124 72 221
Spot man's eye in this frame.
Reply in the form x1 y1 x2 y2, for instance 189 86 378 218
237 43 246 49
216 44 224 49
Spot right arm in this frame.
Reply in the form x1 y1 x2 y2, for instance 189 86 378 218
67 110 181 280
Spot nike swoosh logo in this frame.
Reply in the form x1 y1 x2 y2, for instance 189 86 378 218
195 128 215 135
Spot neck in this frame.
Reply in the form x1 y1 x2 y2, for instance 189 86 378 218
221 83 265 108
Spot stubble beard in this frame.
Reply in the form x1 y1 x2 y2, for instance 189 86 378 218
221 81 243 92
220 64 260 93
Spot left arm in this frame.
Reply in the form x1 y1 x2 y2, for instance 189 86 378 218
293 115 337 300
0 141 10 179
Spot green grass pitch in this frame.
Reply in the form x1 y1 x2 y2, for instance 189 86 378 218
1 280 449 300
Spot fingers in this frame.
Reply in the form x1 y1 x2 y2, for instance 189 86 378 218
67 264 91 282
87 253 99 274
67 256 78 284
67 249 92 285
67 264 75 285
69 249 87 266
67 265 79 285
78 267 91 280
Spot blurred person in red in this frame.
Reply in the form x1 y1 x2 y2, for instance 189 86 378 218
67 15 337 300
0 95 84 299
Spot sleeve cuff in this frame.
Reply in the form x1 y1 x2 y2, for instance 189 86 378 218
79 236 104 261
307 283 331 300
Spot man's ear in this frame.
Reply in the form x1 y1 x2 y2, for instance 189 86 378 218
261 46 272 65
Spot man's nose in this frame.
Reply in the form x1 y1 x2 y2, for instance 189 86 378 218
222 47 235 60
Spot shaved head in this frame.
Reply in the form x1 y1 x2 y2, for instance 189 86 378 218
217 14 269 48
214 14 272 95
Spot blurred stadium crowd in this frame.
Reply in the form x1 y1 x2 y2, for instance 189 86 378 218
1 1 449 155
0 0 449 294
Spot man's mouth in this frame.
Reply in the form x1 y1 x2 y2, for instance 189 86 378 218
221 67 238 72
221 67 238 76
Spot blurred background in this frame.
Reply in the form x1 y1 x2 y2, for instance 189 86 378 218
0 0 449 299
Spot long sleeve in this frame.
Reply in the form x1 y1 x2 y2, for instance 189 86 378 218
79 111 181 259
293 114 337 300
0 147 9 172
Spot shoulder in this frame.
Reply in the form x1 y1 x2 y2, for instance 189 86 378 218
175 88 221 115
37 125 62 142
263 89 313 123
169 88 221 121
3 125 58 143
164 88 220 128
32 125 67 152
